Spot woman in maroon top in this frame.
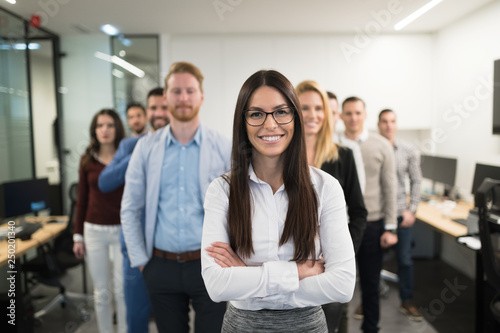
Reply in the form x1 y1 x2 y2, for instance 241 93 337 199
72 109 126 333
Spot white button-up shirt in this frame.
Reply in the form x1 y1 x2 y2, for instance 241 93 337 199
201 165 356 310
335 131 367 194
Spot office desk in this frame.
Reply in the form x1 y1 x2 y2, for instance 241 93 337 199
416 201 499 332
416 200 471 237
0 216 68 267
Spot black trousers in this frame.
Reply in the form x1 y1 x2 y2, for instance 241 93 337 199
357 219 384 333
142 256 226 333
322 302 349 333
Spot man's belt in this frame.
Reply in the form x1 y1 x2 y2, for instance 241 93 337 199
153 248 201 262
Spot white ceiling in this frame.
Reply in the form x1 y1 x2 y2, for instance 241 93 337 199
3 0 495 36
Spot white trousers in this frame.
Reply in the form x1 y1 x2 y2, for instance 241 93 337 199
84 222 127 333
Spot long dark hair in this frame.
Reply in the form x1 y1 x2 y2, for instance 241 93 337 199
80 109 125 168
226 70 319 262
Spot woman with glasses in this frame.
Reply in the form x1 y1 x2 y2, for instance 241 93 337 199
296 80 367 333
201 70 356 332
73 109 127 333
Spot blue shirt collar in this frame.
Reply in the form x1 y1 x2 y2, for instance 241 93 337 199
165 125 202 147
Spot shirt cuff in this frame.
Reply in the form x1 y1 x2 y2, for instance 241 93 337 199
264 261 299 295
384 223 397 231
73 233 83 242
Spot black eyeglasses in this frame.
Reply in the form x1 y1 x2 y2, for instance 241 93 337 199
244 107 295 127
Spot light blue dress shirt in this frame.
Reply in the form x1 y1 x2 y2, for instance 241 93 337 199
121 124 231 267
154 127 203 253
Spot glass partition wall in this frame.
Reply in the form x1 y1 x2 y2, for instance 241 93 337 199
111 35 160 133
0 7 63 214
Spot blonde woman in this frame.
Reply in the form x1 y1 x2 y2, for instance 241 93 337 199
296 80 367 333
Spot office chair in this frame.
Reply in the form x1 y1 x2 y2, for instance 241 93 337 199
476 178 500 324
379 249 399 299
22 182 91 323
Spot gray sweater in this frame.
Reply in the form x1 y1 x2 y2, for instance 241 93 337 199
358 132 397 230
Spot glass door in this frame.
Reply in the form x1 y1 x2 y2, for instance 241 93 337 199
0 7 63 214
0 11 34 182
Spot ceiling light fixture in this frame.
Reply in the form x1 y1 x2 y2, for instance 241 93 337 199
94 51 145 78
100 24 119 36
5 0 16 4
112 69 125 79
394 0 443 31
12 43 40 50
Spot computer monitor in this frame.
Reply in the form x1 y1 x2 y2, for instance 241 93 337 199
0 178 51 220
420 155 457 188
420 155 435 180
472 163 500 195
492 59 500 134
433 156 457 187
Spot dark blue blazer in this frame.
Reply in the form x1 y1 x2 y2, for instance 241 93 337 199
98 134 145 193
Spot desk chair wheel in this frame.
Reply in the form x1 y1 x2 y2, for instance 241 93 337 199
79 307 90 322
34 317 43 327
491 294 500 324
379 279 390 299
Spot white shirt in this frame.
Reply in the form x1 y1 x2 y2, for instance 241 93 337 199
201 165 356 310
333 132 366 194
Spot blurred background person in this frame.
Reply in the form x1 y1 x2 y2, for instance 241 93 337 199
73 109 127 333
378 109 423 321
297 80 367 333
341 97 397 333
126 102 148 137
327 91 366 195
121 62 229 333
98 87 169 332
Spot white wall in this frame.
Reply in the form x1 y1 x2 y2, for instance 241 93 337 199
56 33 434 167
430 0 500 278
165 33 434 140
56 4 500 202
433 0 500 201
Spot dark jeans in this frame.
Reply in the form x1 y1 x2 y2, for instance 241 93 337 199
396 216 414 302
357 219 384 333
121 231 151 333
142 256 226 333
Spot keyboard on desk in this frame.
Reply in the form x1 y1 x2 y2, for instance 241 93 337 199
452 218 468 226
16 222 42 240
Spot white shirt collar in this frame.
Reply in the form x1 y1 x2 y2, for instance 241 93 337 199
339 128 368 144
248 164 319 189
248 163 287 193
356 128 369 142
248 163 259 183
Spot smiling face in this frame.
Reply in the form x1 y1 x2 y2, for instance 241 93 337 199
95 114 116 145
246 85 294 164
147 95 169 131
299 90 325 137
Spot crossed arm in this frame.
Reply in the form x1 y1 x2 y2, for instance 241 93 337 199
201 177 356 308
206 242 326 280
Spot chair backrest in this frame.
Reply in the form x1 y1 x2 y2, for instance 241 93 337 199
68 182 78 231
476 178 500 294
53 182 82 269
